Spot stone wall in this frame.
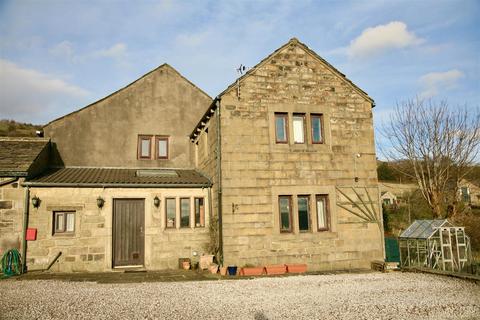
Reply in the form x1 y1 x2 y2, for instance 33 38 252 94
214 39 383 270
26 187 211 272
0 180 24 256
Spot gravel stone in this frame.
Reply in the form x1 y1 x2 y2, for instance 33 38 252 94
1 272 479 319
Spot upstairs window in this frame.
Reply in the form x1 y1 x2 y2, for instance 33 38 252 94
316 195 329 231
156 136 169 159
279 196 292 232
275 113 288 143
138 135 169 160
138 135 152 159
293 114 305 144
297 195 310 231
311 114 324 144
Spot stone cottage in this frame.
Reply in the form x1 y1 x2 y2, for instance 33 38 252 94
0 38 384 272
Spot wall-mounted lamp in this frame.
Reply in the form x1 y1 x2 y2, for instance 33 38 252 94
153 196 160 208
32 196 41 208
96 197 105 209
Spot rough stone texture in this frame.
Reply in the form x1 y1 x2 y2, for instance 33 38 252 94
26 187 211 272
1 273 478 319
0 180 24 255
44 64 212 168
196 39 383 270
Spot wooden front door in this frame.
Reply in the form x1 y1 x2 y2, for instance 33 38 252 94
113 199 145 267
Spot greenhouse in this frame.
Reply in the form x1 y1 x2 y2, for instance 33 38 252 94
399 219 471 272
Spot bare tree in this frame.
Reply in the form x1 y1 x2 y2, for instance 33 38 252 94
381 99 480 218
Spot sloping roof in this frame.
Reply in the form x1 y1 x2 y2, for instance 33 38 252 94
0 137 50 177
23 167 211 188
219 38 373 103
399 219 454 239
44 63 212 128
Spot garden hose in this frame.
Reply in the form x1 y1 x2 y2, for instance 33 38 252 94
1 249 22 278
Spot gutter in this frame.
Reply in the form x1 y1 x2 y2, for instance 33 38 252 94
21 182 212 188
0 177 18 187
215 98 224 266
21 186 30 273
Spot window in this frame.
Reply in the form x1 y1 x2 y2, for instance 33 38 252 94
461 187 470 203
53 211 75 235
195 198 205 227
292 114 305 144
275 113 288 143
156 136 169 159
311 114 324 144
138 135 152 159
278 196 292 232
180 198 190 228
297 196 310 231
316 195 329 231
166 198 176 228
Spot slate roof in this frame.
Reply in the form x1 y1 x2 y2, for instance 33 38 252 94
0 137 50 176
399 219 453 239
24 167 211 188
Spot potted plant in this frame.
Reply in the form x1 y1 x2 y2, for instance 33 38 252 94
182 261 191 270
220 266 228 276
285 263 307 273
264 264 287 275
240 264 265 276
209 263 219 274
227 265 237 276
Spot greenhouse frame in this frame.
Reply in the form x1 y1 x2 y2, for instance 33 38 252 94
399 219 471 272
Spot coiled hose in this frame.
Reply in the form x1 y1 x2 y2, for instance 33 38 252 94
1 248 22 278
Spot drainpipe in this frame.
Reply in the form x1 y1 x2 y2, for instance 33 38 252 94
215 98 223 266
22 185 30 273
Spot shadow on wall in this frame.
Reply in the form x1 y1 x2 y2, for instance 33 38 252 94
49 142 65 169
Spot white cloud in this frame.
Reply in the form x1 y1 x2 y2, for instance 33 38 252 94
49 40 75 61
176 31 210 47
0 59 89 121
348 21 423 58
419 69 464 99
93 43 127 59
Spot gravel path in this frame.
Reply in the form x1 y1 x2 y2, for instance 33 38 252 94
1 272 479 319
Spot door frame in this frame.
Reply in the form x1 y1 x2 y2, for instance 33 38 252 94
112 198 145 268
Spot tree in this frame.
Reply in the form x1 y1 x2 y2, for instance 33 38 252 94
381 99 480 218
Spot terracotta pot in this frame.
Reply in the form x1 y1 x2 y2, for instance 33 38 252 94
285 264 307 274
199 255 214 270
264 264 287 275
220 266 228 276
209 264 219 274
240 267 265 276
182 261 191 270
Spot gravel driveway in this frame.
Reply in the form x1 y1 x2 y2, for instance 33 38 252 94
1 272 479 319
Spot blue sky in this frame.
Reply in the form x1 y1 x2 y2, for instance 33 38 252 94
0 0 479 132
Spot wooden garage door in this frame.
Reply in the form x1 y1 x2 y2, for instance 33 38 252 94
113 199 145 267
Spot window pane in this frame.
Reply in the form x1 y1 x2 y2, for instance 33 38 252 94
311 116 323 143
180 198 190 228
279 196 291 232
55 213 64 232
158 139 168 158
195 198 205 227
316 196 328 230
293 115 305 143
298 196 309 231
275 115 287 142
166 198 176 228
66 213 75 232
141 139 151 157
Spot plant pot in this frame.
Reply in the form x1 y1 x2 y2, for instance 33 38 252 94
264 264 286 275
199 254 215 270
227 265 237 276
209 264 219 274
285 264 307 274
182 261 191 270
220 266 228 276
240 267 265 276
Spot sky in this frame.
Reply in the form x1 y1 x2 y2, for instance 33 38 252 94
0 0 479 135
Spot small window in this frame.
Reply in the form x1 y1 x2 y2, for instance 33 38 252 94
156 136 169 159
275 113 288 143
311 114 324 144
53 211 75 235
195 198 205 227
293 114 305 144
297 196 310 231
180 198 190 228
138 135 152 159
316 195 329 231
279 196 292 232
166 198 176 228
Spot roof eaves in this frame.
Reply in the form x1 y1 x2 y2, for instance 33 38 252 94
189 98 219 141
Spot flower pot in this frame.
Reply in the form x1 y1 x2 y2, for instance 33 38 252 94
182 261 191 270
209 264 219 274
264 264 287 275
227 265 237 276
285 264 307 274
240 267 265 276
220 266 228 276
199 254 214 270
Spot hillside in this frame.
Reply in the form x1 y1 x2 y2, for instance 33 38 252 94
0 119 42 137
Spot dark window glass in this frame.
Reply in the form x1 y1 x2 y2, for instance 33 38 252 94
279 196 292 232
195 198 205 227
297 196 310 231
180 198 190 228
166 198 176 228
275 113 288 143
311 115 323 143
